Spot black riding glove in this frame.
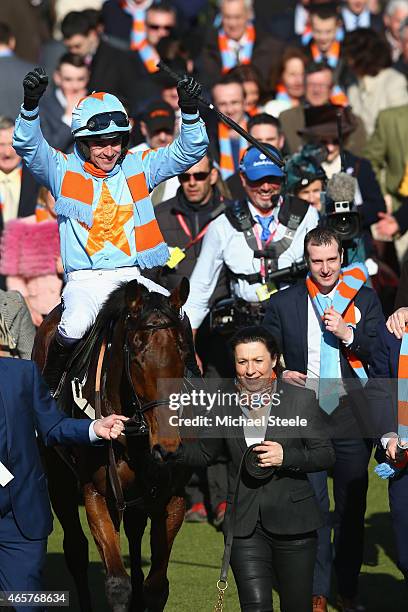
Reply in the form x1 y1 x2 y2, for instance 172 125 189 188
177 75 201 115
23 67 48 111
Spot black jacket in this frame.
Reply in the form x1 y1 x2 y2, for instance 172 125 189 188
264 282 383 376
39 89 74 153
342 151 386 229
88 39 159 115
153 187 229 303
200 26 283 89
264 282 384 436
0 165 39 235
181 380 335 537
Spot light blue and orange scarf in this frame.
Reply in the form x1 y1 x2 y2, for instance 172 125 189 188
121 0 159 73
54 148 168 268
311 40 341 69
274 84 292 104
306 262 369 380
398 330 408 440
218 24 255 74
330 85 348 106
218 121 247 180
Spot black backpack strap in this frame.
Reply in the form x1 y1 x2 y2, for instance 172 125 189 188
278 194 310 231
225 200 259 252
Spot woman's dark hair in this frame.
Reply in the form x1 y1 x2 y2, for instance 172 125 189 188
269 46 307 93
230 326 283 376
227 63 265 98
342 28 391 77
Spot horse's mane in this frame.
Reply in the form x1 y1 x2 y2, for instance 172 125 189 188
93 281 150 335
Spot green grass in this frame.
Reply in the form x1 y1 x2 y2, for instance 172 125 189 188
44 459 407 611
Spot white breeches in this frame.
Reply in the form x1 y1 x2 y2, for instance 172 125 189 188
58 267 169 342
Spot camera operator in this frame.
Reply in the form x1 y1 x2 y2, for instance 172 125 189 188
284 144 370 267
298 104 386 234
183 142 319 352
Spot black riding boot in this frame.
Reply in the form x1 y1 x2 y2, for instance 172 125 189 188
43 334 75 396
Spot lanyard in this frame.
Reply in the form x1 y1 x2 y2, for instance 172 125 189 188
252 219 280 280
176 213 211 251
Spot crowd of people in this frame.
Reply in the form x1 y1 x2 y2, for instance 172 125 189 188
2 0 408 611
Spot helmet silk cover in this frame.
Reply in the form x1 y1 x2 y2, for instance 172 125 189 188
71 92 130 138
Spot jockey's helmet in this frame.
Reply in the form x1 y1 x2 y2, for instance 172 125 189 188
71 92 131 160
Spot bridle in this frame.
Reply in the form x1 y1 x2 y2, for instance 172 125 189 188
102 295 189 515
122 294 187 419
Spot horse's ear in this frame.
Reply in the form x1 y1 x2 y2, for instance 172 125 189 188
125 280 144 314
169 277 190 309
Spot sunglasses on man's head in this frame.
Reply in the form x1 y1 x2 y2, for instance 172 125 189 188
179 171 211 183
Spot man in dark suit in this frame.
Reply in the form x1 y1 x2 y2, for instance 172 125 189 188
279 64 367 156
39 53 90 154
368 320 408 584
0 357 126 609
61 10 153 115
200 0 283 89
264 227 383 612
0 22 34 120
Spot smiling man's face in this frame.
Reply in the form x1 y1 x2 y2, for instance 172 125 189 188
306 240 342 293
88 136 123 172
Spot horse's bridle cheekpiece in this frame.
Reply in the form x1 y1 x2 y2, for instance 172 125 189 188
123 293 185 431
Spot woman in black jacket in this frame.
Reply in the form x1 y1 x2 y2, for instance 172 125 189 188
176 326 335 612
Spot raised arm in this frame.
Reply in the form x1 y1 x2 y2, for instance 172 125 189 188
141 76 209 190
12 68 67 196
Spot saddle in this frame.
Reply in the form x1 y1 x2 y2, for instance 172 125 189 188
45 306 112 417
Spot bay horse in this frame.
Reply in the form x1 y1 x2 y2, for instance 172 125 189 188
33 278 192 612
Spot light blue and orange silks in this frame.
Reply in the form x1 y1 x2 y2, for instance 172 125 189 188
218 23 255 74
13 101 208 273
54 150 168 269
306 262 368 413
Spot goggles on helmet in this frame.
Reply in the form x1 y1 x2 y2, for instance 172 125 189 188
73 111 129 136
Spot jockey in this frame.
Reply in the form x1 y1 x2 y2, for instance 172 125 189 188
13 67 208 392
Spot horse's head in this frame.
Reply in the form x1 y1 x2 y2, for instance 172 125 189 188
123 278 190 454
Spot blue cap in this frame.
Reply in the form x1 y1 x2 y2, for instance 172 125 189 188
239 144 285 180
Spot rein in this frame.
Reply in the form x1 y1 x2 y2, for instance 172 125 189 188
99 298 187 516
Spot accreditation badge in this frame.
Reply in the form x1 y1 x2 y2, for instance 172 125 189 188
166 247 186 269
256 282 278 302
